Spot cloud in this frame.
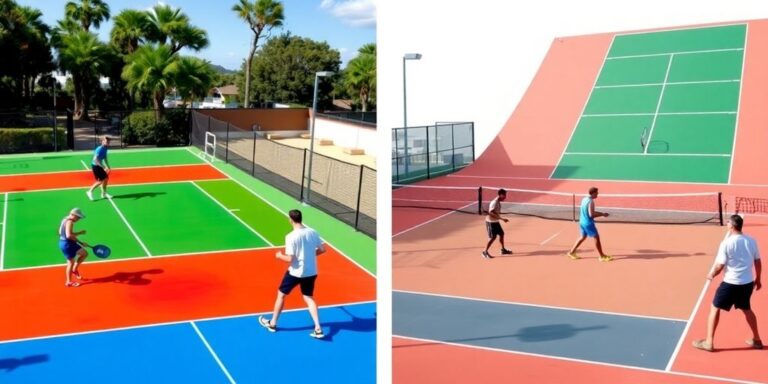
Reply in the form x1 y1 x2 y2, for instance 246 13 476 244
320 0 376 28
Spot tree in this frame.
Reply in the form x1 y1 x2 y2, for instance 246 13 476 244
110 9 148 55
232 0 283 107
56 30 110 119
145 4 209 54
344 43 376 111
174 56 216 106
244 33 340 107
64 0 110 32
122 44 178 119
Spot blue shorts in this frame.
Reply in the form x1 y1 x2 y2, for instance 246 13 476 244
59 239 82 260
579 222 599 237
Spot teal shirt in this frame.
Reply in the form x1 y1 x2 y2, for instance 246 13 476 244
579 196 594 226
92 145 107 166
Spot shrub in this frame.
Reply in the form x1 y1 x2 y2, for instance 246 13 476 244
122 110 188 146
0 127 66 154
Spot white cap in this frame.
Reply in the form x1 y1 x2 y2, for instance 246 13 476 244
70 208 85 218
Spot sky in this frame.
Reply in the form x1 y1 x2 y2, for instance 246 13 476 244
17 0 376 70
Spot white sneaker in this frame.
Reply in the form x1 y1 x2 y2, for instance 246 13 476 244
86 190 93 201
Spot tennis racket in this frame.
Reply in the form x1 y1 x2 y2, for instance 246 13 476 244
78 242 112 258
640 127 648 150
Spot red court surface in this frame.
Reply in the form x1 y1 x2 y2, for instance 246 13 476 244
0 247 375 341
393 337 737 384
0 164 226 193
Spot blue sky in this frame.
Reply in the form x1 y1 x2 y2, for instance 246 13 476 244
17 0 376 70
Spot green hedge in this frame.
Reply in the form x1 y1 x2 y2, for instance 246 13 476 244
122 109 189 147
0 127 66 154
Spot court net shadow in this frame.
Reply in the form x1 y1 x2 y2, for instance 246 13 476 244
84 269 163 286
0 354 49 372
394 323 607 348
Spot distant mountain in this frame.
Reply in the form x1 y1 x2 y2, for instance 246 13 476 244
209 64 237 74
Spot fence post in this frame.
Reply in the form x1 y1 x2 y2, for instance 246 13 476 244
718 192 724 226
66 110 74 150
471 122 476 161
300 148 307 201
225 122 230 163
477 186 483 215
394 129 399 183
252 126 257 176
451 124 456 171
426 125 431 179
186 109 192 146
355 164 365 230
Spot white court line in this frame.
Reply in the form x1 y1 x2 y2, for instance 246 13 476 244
539 231 561 246
190 322 236 384
107 197 153 257
229 208 240 212
645 53 674 154
594 79 739 89
189 181 272 246
582 111 736 117
80 160 89 170
549 34 617 179
665 278 712 371
0 300 375 345
393 202 475 238
0 162 210 179
394 289 686 322
729 23 749 185
2 245 279 273
392 335 759 384
607 47 744 60
0 145 193 160
186 146 375 279
0 193 7 270
613 23 746 37
446 173 768 188
564 152 731 157
8 178 227 195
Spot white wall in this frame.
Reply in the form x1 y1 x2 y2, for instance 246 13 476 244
314 116 378 155
378 0 768 156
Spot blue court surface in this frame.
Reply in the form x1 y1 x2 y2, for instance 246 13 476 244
393 292 686 370
0 302 375 383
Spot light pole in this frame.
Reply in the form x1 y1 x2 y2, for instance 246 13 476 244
402 53 421 177
52 72 58 151
305 71 334 203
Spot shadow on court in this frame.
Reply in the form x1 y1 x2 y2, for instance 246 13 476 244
0 354 49 372
110 192 167 200
275 306 376 342
84 269 164 286
393 323 607 348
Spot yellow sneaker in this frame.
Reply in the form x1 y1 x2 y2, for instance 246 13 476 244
567 252 580 260
599 255 614 262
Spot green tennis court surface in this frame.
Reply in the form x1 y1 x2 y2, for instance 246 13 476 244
552 24 746 183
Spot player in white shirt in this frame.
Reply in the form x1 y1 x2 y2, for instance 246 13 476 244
693 214 762 351
482 188 512 259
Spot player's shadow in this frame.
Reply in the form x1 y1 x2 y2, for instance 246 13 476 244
612 249 707 260
84 269 164 286
394 323 607 348
111 192 167 200
272 306 376 342
0 354 49 371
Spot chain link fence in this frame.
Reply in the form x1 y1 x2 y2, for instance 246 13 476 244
392 122 475 184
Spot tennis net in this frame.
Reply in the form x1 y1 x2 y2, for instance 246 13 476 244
393 184 724 225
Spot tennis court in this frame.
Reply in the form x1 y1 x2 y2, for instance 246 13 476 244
551 24 746 183
0 147 375 382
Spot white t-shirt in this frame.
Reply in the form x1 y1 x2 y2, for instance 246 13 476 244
715 233 760 285
285 226 323 278
486 197 501 223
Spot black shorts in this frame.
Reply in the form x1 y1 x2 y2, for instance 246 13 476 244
92 165 108 181
713 281 755 311
486 221 504 238
278 271 317 296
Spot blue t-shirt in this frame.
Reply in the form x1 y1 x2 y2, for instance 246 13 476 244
579 196 594 226
92 145 108 166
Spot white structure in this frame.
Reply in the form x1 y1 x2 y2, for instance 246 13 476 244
313 115 377 155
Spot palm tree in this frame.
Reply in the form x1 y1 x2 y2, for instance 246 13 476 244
345 44 376 112
110 9 147 55
174 56 216 106
145 4 209 54
64 0 110 32
232 0 284 107
122 44 177 119
57 30 110 119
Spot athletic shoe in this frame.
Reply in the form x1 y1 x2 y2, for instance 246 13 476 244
567 252 580 260
86 190 93 201
65 281 80 287
482 251 493 259
258 316 276 333
310 329 325 339
746 339 764 349
501 248 513 255
599 255 614 262
692 339 713 352
73 270 82 280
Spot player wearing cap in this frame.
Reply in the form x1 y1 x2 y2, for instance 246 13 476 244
58 208 90 287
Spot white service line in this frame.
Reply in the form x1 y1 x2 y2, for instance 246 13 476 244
540 231 561 246
0 192 8 270
564 152 731 157
189 181 272 246
606 47 744 60
665 278 712 371
80 160 89 170
644 53 674 155
728 23 749 184
594 79 739 89
107 197 153 256
190 322 236 384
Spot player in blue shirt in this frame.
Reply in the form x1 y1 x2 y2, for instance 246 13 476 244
86 136 112 201
567 187 612 261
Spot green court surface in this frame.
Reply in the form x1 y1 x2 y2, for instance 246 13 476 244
0 148 204 175
553 24 746 183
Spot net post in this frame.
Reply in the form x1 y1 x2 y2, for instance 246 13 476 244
572 193 576 222
300 148 307 201
252 125 257 176
451 124 456 171
355 164 364 230
718 192 724 226
477 186 483 215
426 125 431 179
